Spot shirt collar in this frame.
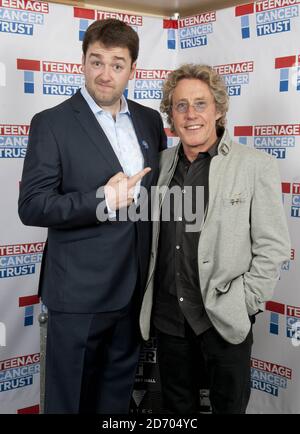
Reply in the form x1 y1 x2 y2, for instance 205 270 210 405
179 136 220 162
208 138 220 157
80 86 130 116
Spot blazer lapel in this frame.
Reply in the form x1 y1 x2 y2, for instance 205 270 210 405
70 91 123 174
159 144 180 187
127 101 150 188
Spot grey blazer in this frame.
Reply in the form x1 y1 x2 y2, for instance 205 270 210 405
139 129 291 344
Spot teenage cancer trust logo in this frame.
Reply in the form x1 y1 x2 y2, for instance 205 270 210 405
19 294 40 327
0 353 40 393
234 124 300 159
266 299 300 341
163 19 178 50
0 242 44 278
178 12 216 49
235 0 299 39
0 124 29 158
17 59 84 95
0 0 49 36
214 61 254 96
73 8 143 42
133 69 172 100
275 54 300 92
251 358 292 397
282 183 300 217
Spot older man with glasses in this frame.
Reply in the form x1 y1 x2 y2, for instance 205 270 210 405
139 64 290 414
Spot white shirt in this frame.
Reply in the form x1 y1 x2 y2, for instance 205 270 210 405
81 86 144 215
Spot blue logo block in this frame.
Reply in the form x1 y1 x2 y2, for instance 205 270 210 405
280 80 289 92
242 27 250 39
269 312 279 335
239 137 248 145
79 30 85 41
167 29 176 50
24 82 34 94
24 305 34 326
280 68 289 80
24 71 34 82
168 40 176 49
24 316 33 326
79 19 89 42
270 323 279 335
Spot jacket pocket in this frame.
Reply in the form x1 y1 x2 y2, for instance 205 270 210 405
215 280 233 294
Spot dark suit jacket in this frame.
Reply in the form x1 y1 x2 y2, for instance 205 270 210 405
18 90 166 313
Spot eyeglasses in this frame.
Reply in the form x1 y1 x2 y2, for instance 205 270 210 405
173 101 208 113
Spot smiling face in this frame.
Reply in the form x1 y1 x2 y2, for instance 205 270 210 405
171 78 222 159
82 41 136 116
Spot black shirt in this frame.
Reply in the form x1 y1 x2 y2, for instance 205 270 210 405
153 141 218 337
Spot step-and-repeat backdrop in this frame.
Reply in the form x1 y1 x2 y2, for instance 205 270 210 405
0 0 299 414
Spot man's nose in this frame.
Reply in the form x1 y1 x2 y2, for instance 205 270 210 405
186 105 198 118
98 65 111 80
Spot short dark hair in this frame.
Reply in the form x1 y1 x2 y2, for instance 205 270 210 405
82 19 139 64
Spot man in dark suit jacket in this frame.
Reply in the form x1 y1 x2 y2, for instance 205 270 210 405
18 19 166 414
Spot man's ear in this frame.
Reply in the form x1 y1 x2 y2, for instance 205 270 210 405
129 61 137 80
